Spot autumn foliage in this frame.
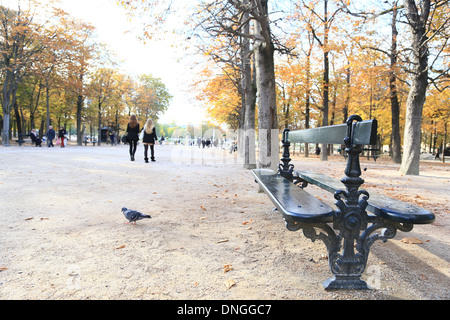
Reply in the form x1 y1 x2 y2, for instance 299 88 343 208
0 0 171 146
192 0 449 161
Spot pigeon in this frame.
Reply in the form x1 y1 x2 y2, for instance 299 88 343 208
121 207 151 225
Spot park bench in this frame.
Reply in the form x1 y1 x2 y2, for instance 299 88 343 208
83 138 98 146
343 147 380 162
15 134 32 146
252 115 435 290
363 147 380 162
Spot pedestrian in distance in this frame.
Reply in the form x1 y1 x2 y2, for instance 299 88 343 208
435 148 441 161
46 126 56 147
58 126 67 148
110 131 115 146
126 114 140 161
142 118 158 163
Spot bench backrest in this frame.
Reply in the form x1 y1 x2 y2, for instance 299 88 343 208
287 119 378 146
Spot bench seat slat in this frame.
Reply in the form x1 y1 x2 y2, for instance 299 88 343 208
297 170 435 224
252 169 334 223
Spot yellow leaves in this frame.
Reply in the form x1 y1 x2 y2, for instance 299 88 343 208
400 237 425 245
223 264 236 289
194 64 240 127
224 279 236 290
223 265 233 273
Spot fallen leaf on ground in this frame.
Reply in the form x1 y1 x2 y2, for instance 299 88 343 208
115 245 126 249
242 220 252 225
400 237 424 244
224 279 236 289
200 206 207 211
0 267 8 272
223 265 233 273
25 217 33 221
215 239 229 244
40 217 49 220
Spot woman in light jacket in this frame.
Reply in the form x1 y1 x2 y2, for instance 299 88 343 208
142 118 157 163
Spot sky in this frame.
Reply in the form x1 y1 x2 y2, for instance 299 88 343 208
5 0 208 125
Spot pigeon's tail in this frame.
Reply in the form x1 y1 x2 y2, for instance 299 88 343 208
142 214 151 219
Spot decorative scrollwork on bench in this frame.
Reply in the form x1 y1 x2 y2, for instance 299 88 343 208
279 128 308 188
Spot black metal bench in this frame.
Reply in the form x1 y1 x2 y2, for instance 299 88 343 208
83 139 98 146
343 147 380 162
252 115 435 290
15 134 32 146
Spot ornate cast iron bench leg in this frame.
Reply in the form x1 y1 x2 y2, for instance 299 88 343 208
281 116 418 290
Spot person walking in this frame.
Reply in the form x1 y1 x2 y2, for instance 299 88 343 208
142 118 158 163
109 131 115 146
46 126 56 147
435 148 441 161
58 126 67 148
126 114 140 161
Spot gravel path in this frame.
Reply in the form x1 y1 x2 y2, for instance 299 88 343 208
0 143 448 300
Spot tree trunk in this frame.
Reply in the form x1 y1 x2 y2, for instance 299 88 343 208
443 121 447 164
400 0 430 175
14 102 22 136
389 4 402 164
1 71 13 146
77 93 84 146
304 32 313 158
98 97 102 146
320 0 329 161
242 6 257 169
46 87 51 135
343 66 350 123
254 5 278 170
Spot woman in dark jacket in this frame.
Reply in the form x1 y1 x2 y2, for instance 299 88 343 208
58 126 67 148
126 114 140 161
142 118 158 162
